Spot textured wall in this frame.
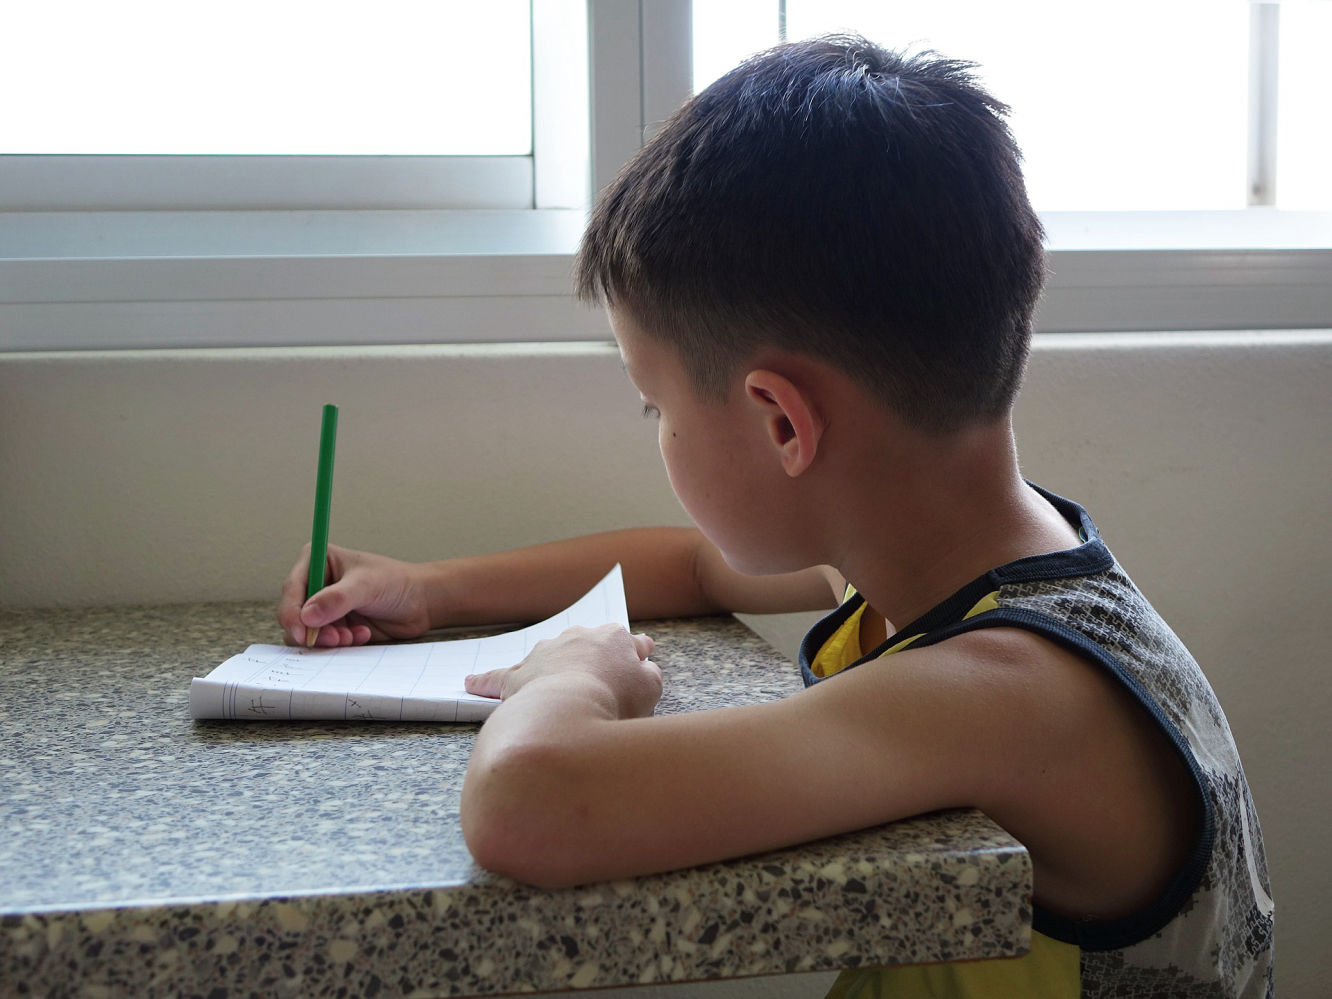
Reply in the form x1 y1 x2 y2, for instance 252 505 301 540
2 330 1328 997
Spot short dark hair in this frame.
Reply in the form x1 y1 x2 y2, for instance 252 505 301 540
575 36 1046 434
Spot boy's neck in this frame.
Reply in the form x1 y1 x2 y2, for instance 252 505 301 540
831 419 1079 634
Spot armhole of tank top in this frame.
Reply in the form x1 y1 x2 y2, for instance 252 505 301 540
909 609 1218 952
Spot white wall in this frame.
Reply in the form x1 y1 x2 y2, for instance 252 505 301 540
2 330 1328 998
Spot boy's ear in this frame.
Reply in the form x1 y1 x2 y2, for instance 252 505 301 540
743 370 824 477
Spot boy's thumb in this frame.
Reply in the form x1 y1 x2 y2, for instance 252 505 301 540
301 583 354 628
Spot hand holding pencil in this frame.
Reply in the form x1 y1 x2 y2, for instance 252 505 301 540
279 542 435 647
278 404 435 648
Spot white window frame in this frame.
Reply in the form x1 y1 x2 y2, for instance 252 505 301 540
0 0 1327 354
0 0 593 213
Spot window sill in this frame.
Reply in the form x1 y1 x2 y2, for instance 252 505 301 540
1036 209 1332 333
1 208 1330 351
0 209 603 350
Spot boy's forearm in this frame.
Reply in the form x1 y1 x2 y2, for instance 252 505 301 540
419 527 723 628
421 526 835 630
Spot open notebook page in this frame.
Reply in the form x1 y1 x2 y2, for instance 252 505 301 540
189 564 627 722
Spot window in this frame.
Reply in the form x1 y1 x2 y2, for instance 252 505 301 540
0 0 587 210
694 0 1332 212
6 1 533 157
687 0 1332 337
1276 0 1332 208
0 0 687 351
0 0 1326 353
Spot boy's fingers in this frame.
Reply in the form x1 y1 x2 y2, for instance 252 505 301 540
305 620 357 649
278 545 317 644
631 632 655 659
295 579 360 647
344 612 376 646
465 668 509 699
300 576 364 630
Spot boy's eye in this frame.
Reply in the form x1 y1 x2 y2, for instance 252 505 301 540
641 404 661 419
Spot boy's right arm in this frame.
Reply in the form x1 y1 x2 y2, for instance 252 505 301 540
279 527 838 647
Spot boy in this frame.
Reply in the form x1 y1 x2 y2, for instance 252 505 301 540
278 37 1273 998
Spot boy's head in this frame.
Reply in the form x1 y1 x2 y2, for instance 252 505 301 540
576 35 1046 435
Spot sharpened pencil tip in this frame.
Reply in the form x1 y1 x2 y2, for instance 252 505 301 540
304 626 317 648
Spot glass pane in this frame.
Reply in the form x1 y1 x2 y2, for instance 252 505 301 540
1277 1 1332 209
696 1 1250 212
2 0 532 155
692 0 781 92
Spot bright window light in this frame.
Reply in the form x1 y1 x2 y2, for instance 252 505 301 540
1277 1 1332 209
2 0 532 156
692 0 779 93
694 1 1252 212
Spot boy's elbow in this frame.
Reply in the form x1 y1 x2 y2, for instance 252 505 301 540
462 807 573 888
460 742 596 889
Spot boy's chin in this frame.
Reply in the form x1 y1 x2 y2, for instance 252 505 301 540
717 544 811 578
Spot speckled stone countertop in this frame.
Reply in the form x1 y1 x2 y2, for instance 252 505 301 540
1 602 1031 997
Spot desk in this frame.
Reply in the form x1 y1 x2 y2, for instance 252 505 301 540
1 602 1031 997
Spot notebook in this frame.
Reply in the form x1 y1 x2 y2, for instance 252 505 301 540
189 564 627 722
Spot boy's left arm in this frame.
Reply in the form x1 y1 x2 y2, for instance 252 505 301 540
459 623 1004 889
462 622 1198 926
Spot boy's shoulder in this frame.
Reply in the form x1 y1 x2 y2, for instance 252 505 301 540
797 618 1201 920
790 511 1213 921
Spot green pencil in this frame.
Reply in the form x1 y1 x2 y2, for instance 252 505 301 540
305 403 339 647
